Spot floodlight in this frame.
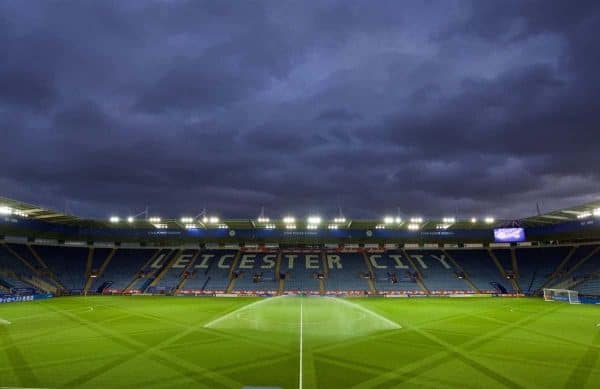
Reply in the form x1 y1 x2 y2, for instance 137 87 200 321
149 217 161 223
184 224 197 229
408 223 420 230
593 208 600 217
217 224 228 229
471 217 477 223
410 217 423 223
442 217 456 224
383 216 394 224
375 224 386 229
333 217 346 223
109 216 120 223
577 211 592 219
306 224 318 230
127 216 134 223
328 224 338 230
264 223 276 229
484 217 495 224
307 216 322 225
283 216 295 224
285 224 296 229
180 217 193 223
257 216 270 223
395 217 402 223
0 206 13 215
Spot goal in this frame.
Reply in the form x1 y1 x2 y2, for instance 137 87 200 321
543 288 580 304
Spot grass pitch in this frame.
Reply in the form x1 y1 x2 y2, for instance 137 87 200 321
0 296 599 388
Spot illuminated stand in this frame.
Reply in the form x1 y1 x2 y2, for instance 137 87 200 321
543 288 580 304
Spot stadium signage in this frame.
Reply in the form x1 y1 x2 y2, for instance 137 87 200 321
0 293 52 304
148 252 453 270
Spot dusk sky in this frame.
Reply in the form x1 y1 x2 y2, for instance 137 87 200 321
1 0 599 220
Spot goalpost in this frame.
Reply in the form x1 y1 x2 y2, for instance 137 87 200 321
543 288 580 304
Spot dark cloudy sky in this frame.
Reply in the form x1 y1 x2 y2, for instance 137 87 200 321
1 0 599 220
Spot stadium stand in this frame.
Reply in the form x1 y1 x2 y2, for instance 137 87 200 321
281 252 322 292
231 252 278 292
182 250 236 292
324 252 370 292
0 242 598 296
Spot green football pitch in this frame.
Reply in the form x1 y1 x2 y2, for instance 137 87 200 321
0 296 599 388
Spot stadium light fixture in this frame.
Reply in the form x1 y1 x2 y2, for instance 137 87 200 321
264 223 276 229
333 217 346 223
471 217 478 223
217 224 228 229
153 223 167 229
484 217 495 224
395 217 402 223
184 223 198 229
127 216 134 223
109 216 120 223
577 211 592 219
442 217 456 224
306 224 319 230
283 216 295 224
202 216 220 224
307 216 322 225
285 224 296 230
407 223 420 231
410 217 423 223
149 217 161 223
593 208 600 217
383 216 394 224
180 217 194 223
436 224 450 230
0 206 13 215
257 217 270 223
328 224 338 230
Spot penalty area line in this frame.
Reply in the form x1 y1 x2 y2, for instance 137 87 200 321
203 295 283 328
327 297 402 329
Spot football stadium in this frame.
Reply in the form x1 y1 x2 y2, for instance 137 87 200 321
1 197 599 388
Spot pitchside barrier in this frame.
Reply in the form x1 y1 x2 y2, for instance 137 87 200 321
0 293 53 304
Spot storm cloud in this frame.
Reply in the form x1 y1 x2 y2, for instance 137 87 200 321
1 0 599 220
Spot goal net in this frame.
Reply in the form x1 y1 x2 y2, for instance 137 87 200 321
543 288 580 304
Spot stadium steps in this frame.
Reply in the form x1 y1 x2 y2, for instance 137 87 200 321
122 249 162 294
361 252 376 293
549 245 600 288
144 249 182 292
275 252 285 295
84 247 94 282
319 251 327 295
225 251 242 293
1 243 56 293
173 249 202 294
83 248 116 295
442 249 481 293
27 244 67 290
487 249 518 292
21 274 57 294
539 246 578 290
402 249 430 294
510 248 522 293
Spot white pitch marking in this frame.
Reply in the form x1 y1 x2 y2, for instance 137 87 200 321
203 296 283 328
299 299 303 389
0 318 11 325
327 297 402 329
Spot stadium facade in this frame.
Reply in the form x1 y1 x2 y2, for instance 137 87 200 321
1 196 599 300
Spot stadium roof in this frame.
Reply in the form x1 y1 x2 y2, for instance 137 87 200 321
1 195 599 230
